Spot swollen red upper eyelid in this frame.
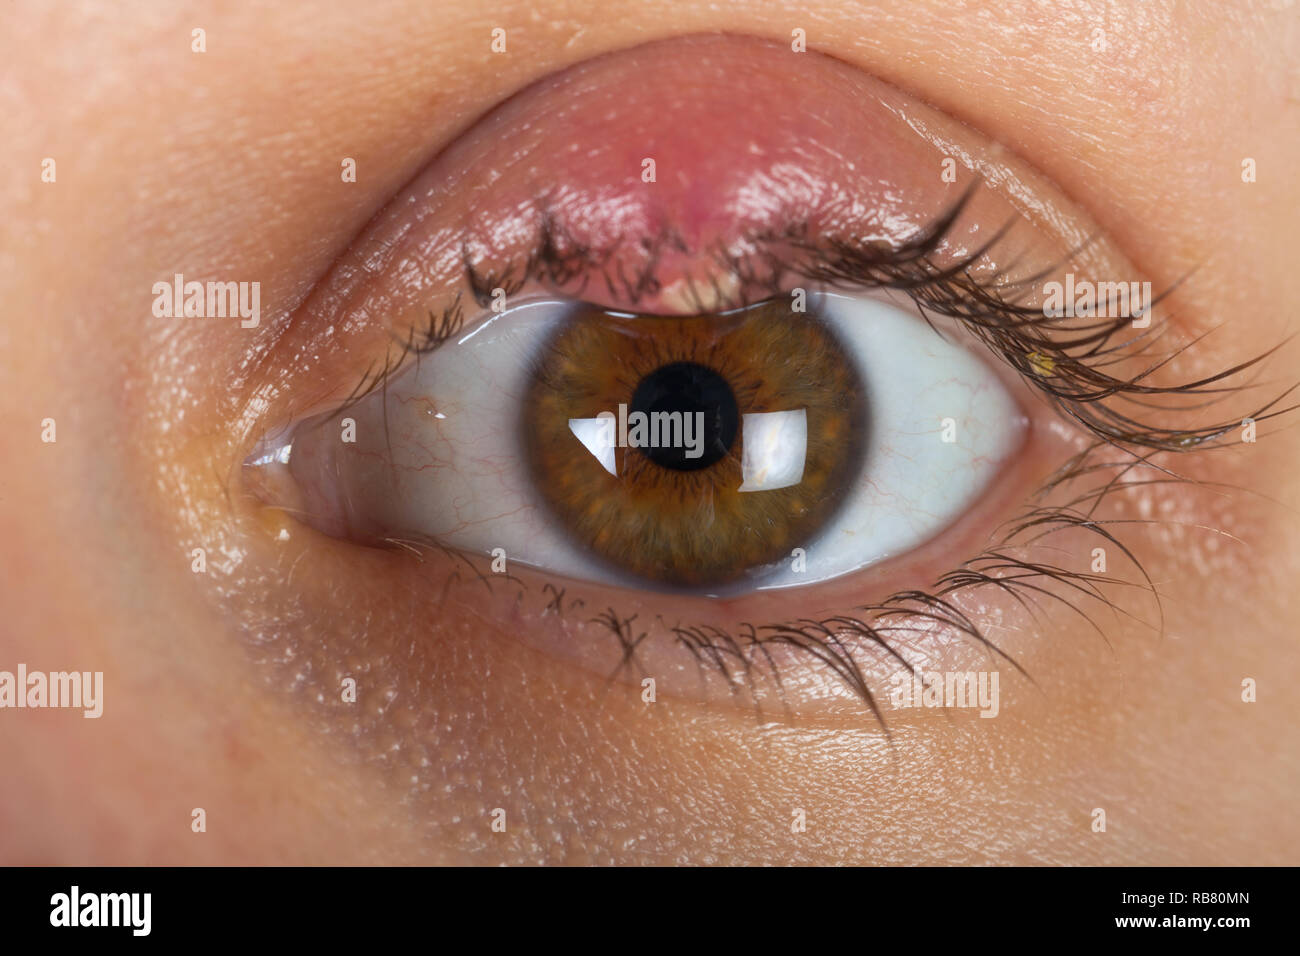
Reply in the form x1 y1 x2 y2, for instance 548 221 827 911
249 29 1143 465
296 33 1031 334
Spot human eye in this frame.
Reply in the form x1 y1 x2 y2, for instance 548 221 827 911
257 289 1024 593
227 32 1287 719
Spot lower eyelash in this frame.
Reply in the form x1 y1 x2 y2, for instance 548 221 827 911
383 438 1204 729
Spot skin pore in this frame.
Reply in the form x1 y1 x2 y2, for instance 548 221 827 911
1 1 1297 864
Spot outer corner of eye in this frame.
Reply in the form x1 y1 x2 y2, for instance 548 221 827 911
246 290 1027 602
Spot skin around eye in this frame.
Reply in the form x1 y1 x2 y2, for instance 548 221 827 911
6 1 1297 870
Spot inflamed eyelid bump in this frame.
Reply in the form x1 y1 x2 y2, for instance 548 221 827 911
285 32 1106 352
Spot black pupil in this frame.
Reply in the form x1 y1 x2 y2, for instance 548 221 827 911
629 361 739 471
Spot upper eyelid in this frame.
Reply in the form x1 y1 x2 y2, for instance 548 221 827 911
271 37 1078 338
244 33 1277 467
345 193 1281 461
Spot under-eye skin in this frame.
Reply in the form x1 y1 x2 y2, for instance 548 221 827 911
232 33 1294 718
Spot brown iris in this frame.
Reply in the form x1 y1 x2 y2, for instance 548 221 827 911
521 299 867 588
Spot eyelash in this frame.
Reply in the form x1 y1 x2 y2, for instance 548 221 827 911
329 189 1297 727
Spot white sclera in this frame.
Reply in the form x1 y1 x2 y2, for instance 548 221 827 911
738 409 807 493
326 299 605 578
319 292 1025 592
750 291 1026 589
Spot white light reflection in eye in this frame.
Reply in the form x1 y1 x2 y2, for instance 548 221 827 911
567 408 810 491
568 415 619 476
737 409 806 492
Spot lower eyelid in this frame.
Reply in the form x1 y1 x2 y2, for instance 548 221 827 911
235 360 1060 719
386 406 1184 723
229 266 1263 721
209 339 1275 743
243 258 1227 717
208 375 1244 746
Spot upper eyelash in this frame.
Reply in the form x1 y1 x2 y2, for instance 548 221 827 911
388 187 1298 456
340 190 1297 725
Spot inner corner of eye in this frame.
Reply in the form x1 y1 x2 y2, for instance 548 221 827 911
245 290 1025 595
